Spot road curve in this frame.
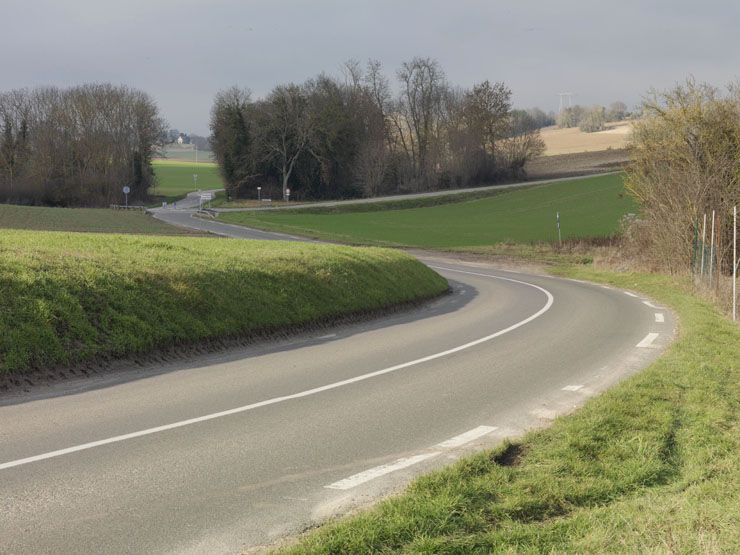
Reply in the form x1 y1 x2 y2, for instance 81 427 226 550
0 210 674 554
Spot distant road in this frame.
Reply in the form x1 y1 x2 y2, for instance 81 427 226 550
160 171 619 214
0 199 672 554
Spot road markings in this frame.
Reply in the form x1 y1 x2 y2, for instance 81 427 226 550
623 291 639 298
325 453 439 490
0 267 554 472
436 426 498 448
326 425 499 490
636 332 660 348
562 384 584 392
642 300 662 309
654 313 665 323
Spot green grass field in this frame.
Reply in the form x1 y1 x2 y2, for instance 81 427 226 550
160 147 215 162
151 159 223 202
220 174 635 247
284 268 739 554
0 230 447 375
0 204 188 234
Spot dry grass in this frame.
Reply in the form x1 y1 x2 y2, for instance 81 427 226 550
541 121 633 155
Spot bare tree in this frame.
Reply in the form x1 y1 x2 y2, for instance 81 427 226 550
397 57 447 184
210 87 255 194
607 101 628 121
579 105 607 132
259 84 312 200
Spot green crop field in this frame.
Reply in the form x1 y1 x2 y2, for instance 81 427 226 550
160 147 215 162
0 203 188 234
0 230 447 376
151 159 223 202
220 174 636 248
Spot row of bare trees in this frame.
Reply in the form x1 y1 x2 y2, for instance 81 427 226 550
0 84 165 206
210 58 546 200
557 101 629 132
626 79 739 275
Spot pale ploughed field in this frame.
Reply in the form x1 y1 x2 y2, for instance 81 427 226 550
540 121 633 156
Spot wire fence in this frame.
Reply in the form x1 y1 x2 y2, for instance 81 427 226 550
692 206 738 321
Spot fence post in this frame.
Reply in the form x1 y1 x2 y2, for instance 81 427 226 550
733 205 737 322
709 210 716 285
700 213 707 277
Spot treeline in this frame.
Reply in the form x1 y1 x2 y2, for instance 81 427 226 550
558 101 630 133
0 84 164 207
210 58 547 201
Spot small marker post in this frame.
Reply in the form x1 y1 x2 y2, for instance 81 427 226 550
733 205 737 322
556 212 562 246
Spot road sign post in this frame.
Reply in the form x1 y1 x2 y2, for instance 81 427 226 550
199 192 214 210
257 186 261 201
122 185 130 208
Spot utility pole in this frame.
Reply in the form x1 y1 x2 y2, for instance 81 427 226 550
193 140 198 190
558 92 573 113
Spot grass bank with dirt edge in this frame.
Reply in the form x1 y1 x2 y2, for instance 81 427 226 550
280 267 738 554
0 230 447 377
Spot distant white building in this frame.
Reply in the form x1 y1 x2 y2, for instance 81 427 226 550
177 135 184 145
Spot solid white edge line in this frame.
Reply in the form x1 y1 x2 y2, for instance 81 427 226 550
0 266 554 472
636 332 660 348
324 452 439 490
436 426 498 449
624 291 639 298
654 313 665 323
642 300 662 309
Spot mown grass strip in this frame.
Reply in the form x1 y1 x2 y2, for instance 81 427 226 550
281 269 739 554
0 231 447 376
219 174 636 248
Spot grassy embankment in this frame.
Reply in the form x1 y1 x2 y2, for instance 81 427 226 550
283 268 739 554
0 230 447 376
219 174 635 247
150 159 223 204
0 203 189 235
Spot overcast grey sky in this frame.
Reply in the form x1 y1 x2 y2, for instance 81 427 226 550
3 0 738 135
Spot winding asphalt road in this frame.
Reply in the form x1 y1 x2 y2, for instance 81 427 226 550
0 202 674 554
